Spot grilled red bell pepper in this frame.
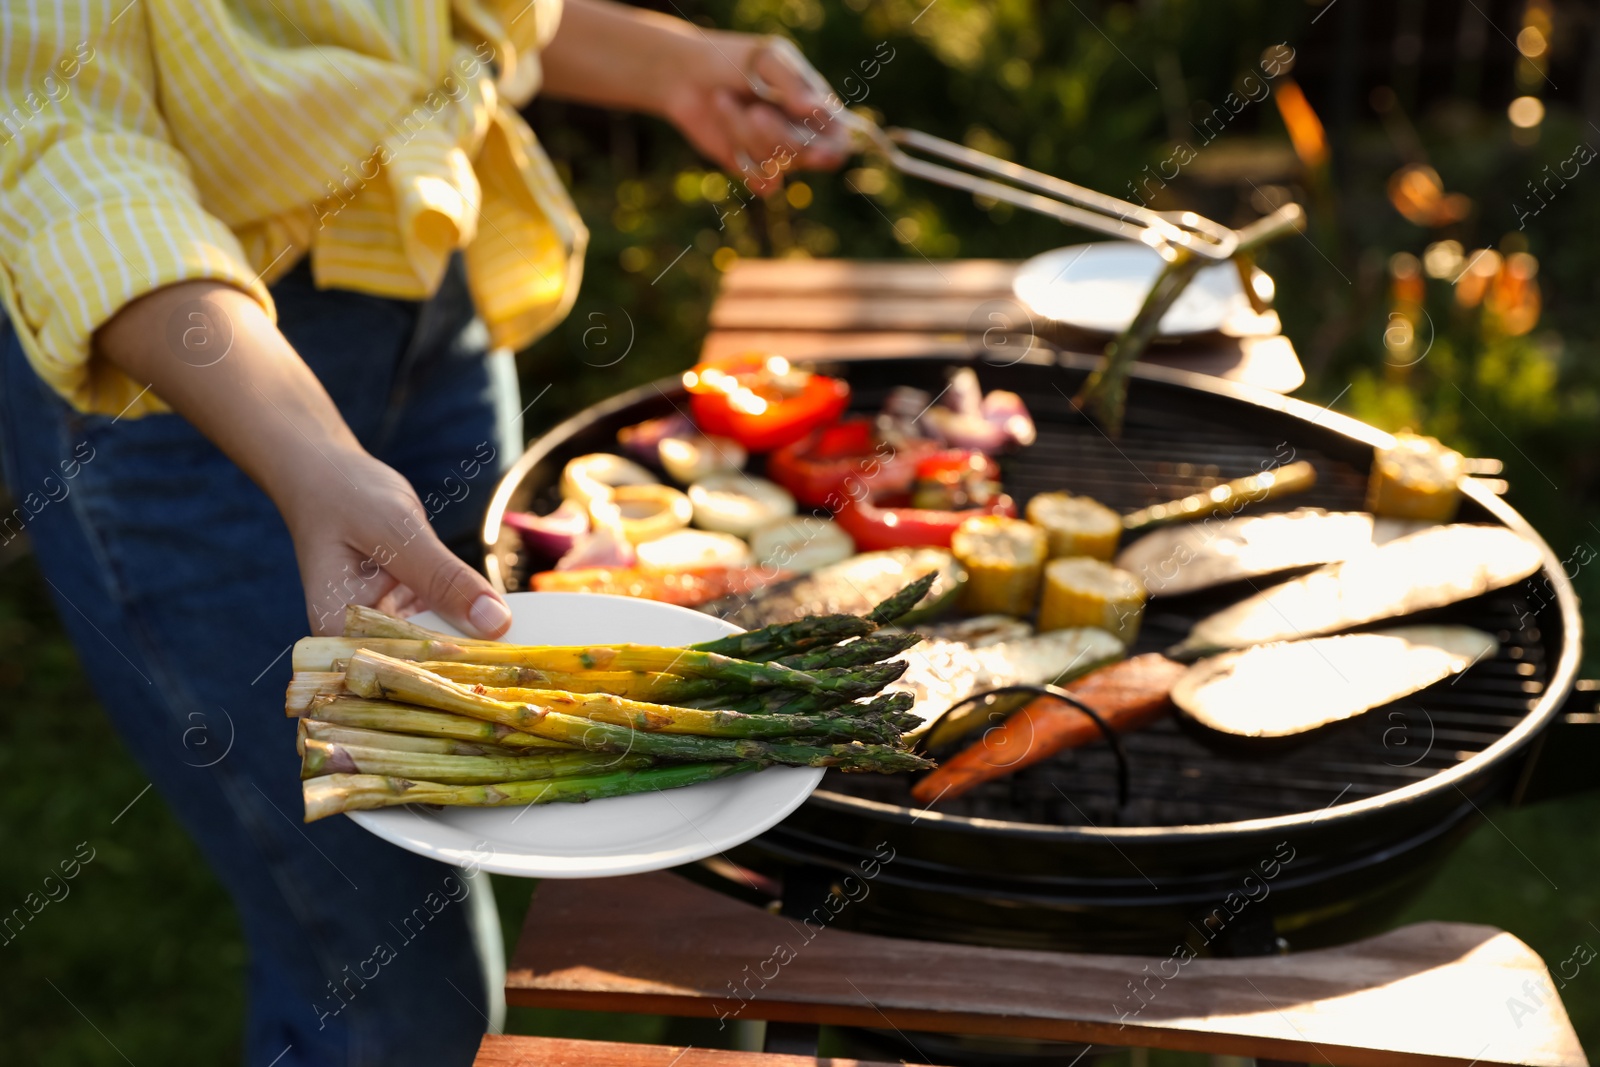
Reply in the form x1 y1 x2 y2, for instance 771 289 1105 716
766 419 940 509
683 353 850 453
834 449 1014 550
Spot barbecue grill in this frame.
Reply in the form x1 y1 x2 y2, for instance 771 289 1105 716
482 351 1595 958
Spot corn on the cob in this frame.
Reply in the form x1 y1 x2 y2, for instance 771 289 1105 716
1366 432 1464 522
1038 557 1147 645
950 515 1048 616
1026 492 1123 560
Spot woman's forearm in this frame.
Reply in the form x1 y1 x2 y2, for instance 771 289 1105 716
93 280 512 638
94 281 359 517
540 0 731 117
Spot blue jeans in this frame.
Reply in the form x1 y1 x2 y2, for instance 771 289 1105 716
0 257 509 1067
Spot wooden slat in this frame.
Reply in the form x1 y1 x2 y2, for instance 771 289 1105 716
473 1034 931 1067
702 257 1304 393
709 294 1013 333
506 872 1587 1067
699 331 1305 392
717 258 1019 296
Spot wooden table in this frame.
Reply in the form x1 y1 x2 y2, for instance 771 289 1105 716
502 871 1588 1067
701 259 1306 394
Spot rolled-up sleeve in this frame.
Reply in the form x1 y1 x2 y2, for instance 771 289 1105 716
0 6 273 418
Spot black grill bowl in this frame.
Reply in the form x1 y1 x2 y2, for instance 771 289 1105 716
482 353 1582 955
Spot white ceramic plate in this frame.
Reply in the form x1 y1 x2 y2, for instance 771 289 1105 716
346 592 824 878
1013 242 1264 337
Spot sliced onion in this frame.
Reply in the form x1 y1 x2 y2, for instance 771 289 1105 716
555 516 637 570
588 484 693 544
981 389 1037 447
945 366 985 416
635 529 751 572
749 516 855 574
688 472 797 537
560 453 658 510
617 413 694 462
502 500 589 557
922 407 1008 452
659 434 747 485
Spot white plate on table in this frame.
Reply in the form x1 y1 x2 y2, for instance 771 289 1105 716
345 592 824 878
1013 241 1267 337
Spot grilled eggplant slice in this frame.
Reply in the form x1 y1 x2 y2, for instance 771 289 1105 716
1169 524 1541 659
1116 509 1428 598
1173 625 1498 737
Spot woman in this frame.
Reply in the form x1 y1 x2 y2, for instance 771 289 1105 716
0 2 848 1063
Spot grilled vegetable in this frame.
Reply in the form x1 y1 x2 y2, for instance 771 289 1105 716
531 564 789 607
525 711 932 771
901 628 1126 737
950 515 1047 616
306 698 573 749
658 434 746 484
304 764 757 821
690 613 873 660
1122 461 1317 532
1115 509 1428 597
688 661 909 714
1173 626 1498 737
297 590 936 822
341 604 497 644
920 369 1036 452
766 419 940 508
775 631 925 670
465 686 907 743
1367 432 1465 522
299 720 527 757
560 453 658 510
301 641 826 690
700 548 963 628
502 501 589 558
617 412 695 463
749 515 855 574
635 529 751 571
1170 524 1542 659
685 353 851 453
410 663 718 703
554 515 636 571
911 654 1186 801
688 472 796 537
301 738 654 785
835 490 1016 552
588 484 693 544
1038 557 1146 645
910 451 1005 511
908 615 1033 648
1025 492 1122 561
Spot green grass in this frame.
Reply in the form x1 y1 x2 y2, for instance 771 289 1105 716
0 547 1595 1064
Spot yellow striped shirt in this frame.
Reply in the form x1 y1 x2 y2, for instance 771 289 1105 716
0 0 587 418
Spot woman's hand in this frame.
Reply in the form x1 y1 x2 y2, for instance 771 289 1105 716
280 445 512 637
659 34 853 197
542 0 852 196
95 281 513 639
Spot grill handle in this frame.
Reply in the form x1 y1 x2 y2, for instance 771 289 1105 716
1510 680 1600 806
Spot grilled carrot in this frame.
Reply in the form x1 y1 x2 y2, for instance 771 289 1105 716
910 653 1187 804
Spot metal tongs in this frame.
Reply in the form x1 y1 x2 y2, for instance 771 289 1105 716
837 113 1243 265
745 44 1306 432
